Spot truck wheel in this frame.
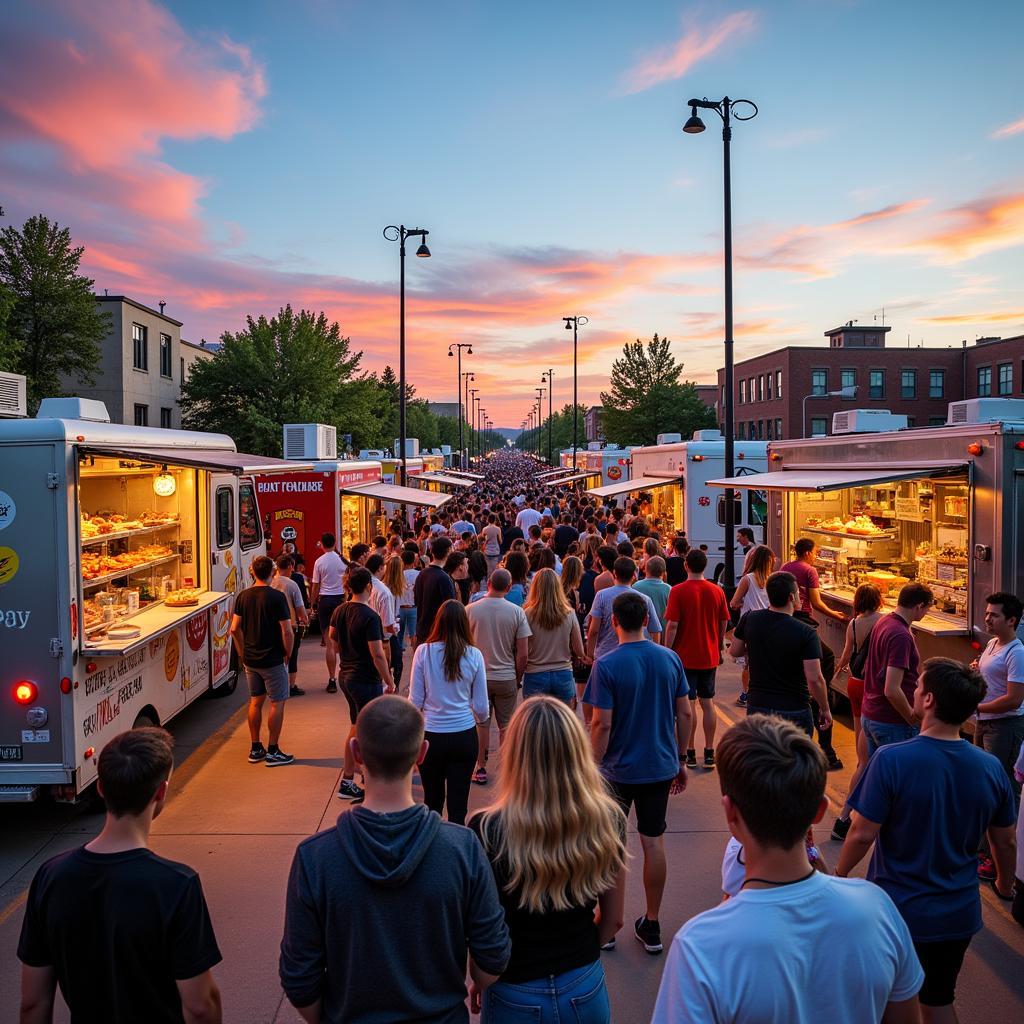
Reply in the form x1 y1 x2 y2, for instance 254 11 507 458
132 710 158 729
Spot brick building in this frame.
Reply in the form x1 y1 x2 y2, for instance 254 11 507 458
584 405 605 442
715 323 1024 440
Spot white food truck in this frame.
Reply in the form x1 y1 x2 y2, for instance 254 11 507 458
0 398 309 802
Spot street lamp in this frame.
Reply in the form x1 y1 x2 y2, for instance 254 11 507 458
383 224 431 486
535 387 546 462
540 369 554 465
562 316 588 471
682 95 758 592
479 408 487 455
802 385 858 438
462 371 475 466
469 387 479 462
449 344 473 469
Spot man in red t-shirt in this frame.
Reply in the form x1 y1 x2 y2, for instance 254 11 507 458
663 549 730 770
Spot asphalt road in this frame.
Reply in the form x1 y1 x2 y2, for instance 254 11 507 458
2 643 1023 1022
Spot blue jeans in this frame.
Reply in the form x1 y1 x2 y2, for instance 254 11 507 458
747 703 814 737
398 607 417 648
861 716 918 756
522 668 576 704
482 960 609 1024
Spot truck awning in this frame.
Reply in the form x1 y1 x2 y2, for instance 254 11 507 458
412 472 473 489
587 476 681 499
341 482 452 507
536 468 573 479
78 445 312 475
446 470 485 480
707 464 967 492
547 472 599 486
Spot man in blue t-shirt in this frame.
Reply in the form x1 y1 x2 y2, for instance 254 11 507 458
838 657 1017 1018
583 591 690 957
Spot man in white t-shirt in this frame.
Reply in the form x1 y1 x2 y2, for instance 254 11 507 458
310 533 348 694
514 499 542 534
651 715 923 1024
366 553 399 690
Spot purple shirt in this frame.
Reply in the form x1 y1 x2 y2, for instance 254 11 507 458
861 613 920 725
780 560 819 615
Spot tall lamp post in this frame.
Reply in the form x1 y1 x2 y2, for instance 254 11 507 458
448 343 473 469
802 385 858 437
682 95 757 592
462 371 475 466
562 316 588 471
475 398 483 459
540 368 554 465
479 408 487 456
469 388 479 463
383 224 431 486
534 387 546 462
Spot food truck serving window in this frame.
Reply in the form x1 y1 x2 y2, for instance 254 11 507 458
238 482 262 550
216 487 234 548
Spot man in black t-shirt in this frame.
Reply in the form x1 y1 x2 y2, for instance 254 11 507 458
231 555 295 766
18 728 222 1023
330 566 393 802
413 535 457 644
729 571 832 739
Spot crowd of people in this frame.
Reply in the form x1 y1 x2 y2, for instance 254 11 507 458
16 449 1024 1023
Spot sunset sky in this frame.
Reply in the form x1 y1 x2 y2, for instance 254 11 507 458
2 0 1023 427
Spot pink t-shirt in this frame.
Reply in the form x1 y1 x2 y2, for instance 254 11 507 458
861 613 920 725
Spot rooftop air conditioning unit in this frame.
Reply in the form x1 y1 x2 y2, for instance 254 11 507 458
283 423 337 460
440 445 451 455
0 372 27 418
36 397 111 423
587 441 603 451
946 398 1024 426
832 409 908 435
656 432 683 445
359 449 385 459
691 429 724 442
394 437 420 457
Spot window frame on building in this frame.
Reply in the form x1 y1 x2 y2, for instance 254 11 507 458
133 403 149 426
132 323 148 372
997 362 1013 396
811 368 827 397
739 379 746 403
160 407 173 428
776 369 783 400
810 416 827 437
929 369 945 400
840 368 856 395
775 417 783 439
756 376 764 402
159 333 173 378
977 365 992 398
900 369 917 400
765 373 773 401
928 415 945 426
737 421 746 439
869 369 885 400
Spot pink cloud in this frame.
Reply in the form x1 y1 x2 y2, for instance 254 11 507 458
991 117 1024 139
906 193 1024 263
619 11 758 94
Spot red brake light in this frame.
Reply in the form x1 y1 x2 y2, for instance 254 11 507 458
967 442 983 456
1016 441 1024 451
691 454 704 462
60 677 73 694
770 452 784 462
14 681 37 704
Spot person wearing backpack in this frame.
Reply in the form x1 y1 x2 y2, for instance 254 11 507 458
830 584 884 841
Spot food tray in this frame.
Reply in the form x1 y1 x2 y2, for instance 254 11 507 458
81 521 180 548
106 624 142 639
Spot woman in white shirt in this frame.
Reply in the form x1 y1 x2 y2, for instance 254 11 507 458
729 545 775 709
410 598 489 825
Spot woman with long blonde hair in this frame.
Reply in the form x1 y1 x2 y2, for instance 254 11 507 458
470 697 626 1022
521 568 585 705
729 544 776 707
382 554 408 690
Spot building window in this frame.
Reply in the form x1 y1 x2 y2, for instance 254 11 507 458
811 369 827 396
776 370 783 399
900 369 917 399
929 416 945 426
998 363 1013 396
810 417 827 437
765 419 773 440
929 369 945 399
748 378 755 404
765 373 773 401
737 421 745 439
160 407 173 428
840 369 856 394
906 416 916 428
756 376 764 402
775 418 783 439
721 385 725 407
159 333 172 377
739 379 746 403
132 323 148 371
977 366 992 397
869 369 885 400
133 403 149 426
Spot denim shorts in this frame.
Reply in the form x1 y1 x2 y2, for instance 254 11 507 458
522 668 575 704
746 703 813 738
482 959 609 1024
861 716 918 756
246 662 289 702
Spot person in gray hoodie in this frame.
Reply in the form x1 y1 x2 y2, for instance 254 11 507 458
279 695 510 1023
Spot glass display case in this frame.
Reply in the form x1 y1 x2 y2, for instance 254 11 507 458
638 484 682 535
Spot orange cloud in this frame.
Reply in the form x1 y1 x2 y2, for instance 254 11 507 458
992 117 1024 139
923 310 1024 326
907 193 1024 263
619 11 758 94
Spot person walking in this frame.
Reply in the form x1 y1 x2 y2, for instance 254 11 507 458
231 555 295 766
481 512 503 577
467 569 532 786
414 535 458 645
330 566 394 802
18 728 223 1024
398 547 420 650
652 716 923 1024
585 556 663 663
280 696 511 1023
273 554 310 697
663 535 689 587
309 532 348 693
728 544 775 709
503 551 530 607
470 697 627 1023
838 657 1017 1022
381 554 409 691
584 591 691 956
521 567 587 705
411 599 490 825
662 549 730 770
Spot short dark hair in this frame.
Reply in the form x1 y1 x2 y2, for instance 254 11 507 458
897 582 933 609
853 583 882 614
357 696 424 780
364 553 385 575
920 657 986 725
717 715 826 849
505 551 529 583
430 535 453 561
737 527 755 543
794 538 815 559
645 555 666 578
685 548 708 574
597 545 618 571
612 556 636 583
275 554 294 571
672 536 689 555
616 540 634 557
986 591 1023 628
97 728 174 817
612 590 648 632
252 555 275 581
321 532 336 549
401 548 418 566
350 542 370 563
372 535 387 549
766 570 798 608
348 566 372 595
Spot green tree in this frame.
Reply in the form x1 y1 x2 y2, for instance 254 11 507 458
0 215 108 412
179 306 364 455
599 333 715 447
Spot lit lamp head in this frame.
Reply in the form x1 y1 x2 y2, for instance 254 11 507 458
682 105 706 134
153 466 176 497
415 232 431 258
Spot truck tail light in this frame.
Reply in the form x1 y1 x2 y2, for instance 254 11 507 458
14 681 38 704
691 455 704 462
967 442 983 456
60 677 73 695
1016 441 1024 451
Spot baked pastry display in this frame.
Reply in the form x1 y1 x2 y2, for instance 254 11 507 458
164 588 201 607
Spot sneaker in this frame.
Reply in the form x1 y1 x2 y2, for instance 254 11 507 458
634 915 663 955
736 692 748 707
703 748 715 769
830 816 851 842
248 744 267 764
977 852 997 882
265 749 295 767
349 790 365 805
684 749 698 769
326 679 337 693
290 685 305 697
338 779 364 801
472 766 488 785
600 937 616 951
826 756 844 772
